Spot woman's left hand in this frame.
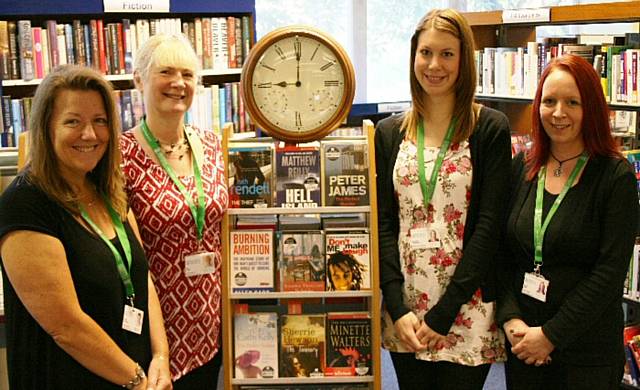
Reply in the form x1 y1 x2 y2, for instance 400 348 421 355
415 322 447 350
510 326 554 365
146 355 172 390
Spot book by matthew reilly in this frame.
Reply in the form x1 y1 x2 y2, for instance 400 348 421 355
275 144 320 208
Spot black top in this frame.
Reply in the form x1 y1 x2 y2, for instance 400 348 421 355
496 153 639 365
375 106 512 335
0 173 151 389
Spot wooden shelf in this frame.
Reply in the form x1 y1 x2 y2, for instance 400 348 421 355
228 205 370 215
230 291 373 300
232 375 374 385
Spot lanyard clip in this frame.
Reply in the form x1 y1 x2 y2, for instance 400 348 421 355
127 295 135 308
533 264 542 276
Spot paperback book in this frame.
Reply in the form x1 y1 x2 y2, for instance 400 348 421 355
234 312 278 379
325 312 372 377
279 314 326 378
275 144 321 208
325 231 370 291
278 231 325 291
229 144 273 208
230 230 274 293
321 140 369 207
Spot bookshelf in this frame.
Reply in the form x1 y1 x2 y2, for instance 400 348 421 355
463 1 640 135
0 0 257 150
220 121 382 389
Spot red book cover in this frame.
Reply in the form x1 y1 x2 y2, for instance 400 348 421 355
31 27 43 79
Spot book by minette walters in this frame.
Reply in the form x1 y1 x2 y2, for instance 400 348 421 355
275 144 321 208
325 312 372 377
229 144 273 208
321 140 369 207
234 312 278 379
325 231 370 291
230 230 274 293
278 231 325 291
279 314 326 378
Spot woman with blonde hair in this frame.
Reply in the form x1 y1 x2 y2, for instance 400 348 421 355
0 64 171 389
120 33 228 388
376 8 510 389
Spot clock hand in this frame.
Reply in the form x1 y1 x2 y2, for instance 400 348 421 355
294 39 302 87
275 81 296 87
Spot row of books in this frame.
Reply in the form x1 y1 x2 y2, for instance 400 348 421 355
234 312 372 379
0 16 250 81
230 229 370 294
474 33 640 104
229 140 369 209
0 80 251 148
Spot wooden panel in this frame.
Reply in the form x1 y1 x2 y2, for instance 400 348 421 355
471 26 498 49
551 1 640 24
463 10 503 26
498 25 536 48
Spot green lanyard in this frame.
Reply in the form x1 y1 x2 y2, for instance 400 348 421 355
417 119 457 208
80 198 135 304
141 118 206 241
533 154 588 270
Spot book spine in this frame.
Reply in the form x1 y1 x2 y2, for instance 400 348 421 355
64 23 74 65
0 21 11 80
17 20 34 81
83 24 92 68
72 20 86 67
227 16 236 69
31 27 43 79
45 20 58 69
7 21 20 80
122 19 133 74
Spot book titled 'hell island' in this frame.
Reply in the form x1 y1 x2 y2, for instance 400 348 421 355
275 144 320 208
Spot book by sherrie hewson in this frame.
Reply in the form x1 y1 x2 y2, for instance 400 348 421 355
278 231 325 291
229 144 273 208
234 312 278 379
325 312 372 377
321 140 369 207
279 314 326 378
230 230 274 293
275 144 320 208
325 231 370 291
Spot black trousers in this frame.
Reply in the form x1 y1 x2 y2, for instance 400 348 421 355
505 348 624 390
173 351 223 390
390 351 491 390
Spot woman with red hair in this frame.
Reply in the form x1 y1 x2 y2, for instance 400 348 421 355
497 54 639 388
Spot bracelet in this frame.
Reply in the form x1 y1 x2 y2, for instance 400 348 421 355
122 363 146 389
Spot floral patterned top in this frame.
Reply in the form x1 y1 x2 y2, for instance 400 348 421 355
381 139 505 366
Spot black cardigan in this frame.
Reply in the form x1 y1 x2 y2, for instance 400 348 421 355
375 106 512 335
496 153 639 365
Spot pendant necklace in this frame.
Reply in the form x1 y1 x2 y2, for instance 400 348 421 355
550 150 584 177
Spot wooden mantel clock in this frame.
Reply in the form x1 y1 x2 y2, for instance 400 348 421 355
241 25 356 143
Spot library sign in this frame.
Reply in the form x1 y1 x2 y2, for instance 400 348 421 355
502 8 550 24
103 0 170 13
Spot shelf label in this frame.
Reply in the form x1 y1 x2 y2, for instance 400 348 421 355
377 101 411 113
502 8 550 23
103 0 169 13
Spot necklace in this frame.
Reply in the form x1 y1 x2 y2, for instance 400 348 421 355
154 129 191 160
550 150 584 177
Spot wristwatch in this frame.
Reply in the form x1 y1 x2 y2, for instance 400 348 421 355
122 363 146 389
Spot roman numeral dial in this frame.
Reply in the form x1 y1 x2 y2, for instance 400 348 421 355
242 26 355 143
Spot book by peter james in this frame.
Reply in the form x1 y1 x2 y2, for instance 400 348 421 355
279 314 326 378
321 140 369 207
325 312 372 377
234 312 278 379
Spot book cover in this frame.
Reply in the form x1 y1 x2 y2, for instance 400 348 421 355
0 21 10 80
229 144 273 208
230 230 274 293
325 312 372 376
280 314 326 378
275 144 321 208
325 231 370 291
278 231 325 291
234 312 278 379
7 21 19 80
321 140 369 207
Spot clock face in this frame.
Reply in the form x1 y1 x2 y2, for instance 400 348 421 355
242 27 355 142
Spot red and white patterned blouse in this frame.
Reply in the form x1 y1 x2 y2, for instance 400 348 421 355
120 127 228 380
